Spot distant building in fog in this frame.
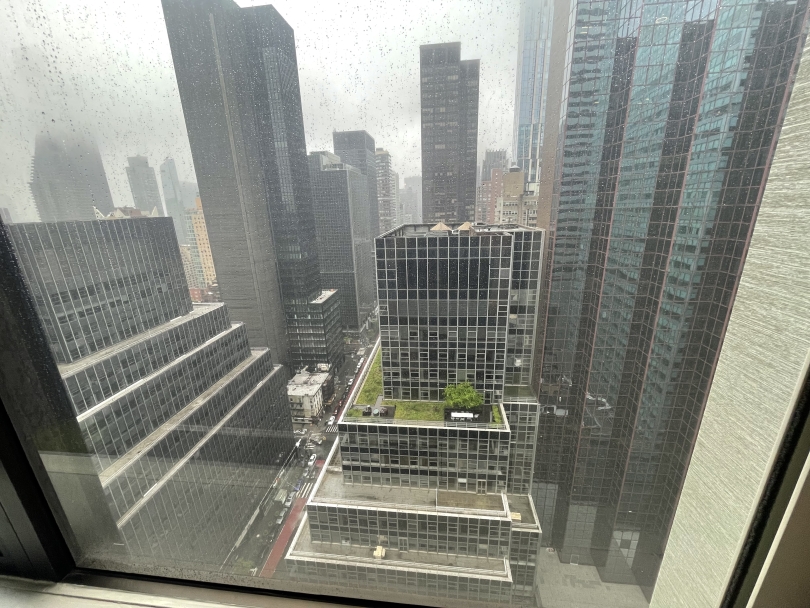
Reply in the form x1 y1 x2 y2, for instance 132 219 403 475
400 175 422 224
375 148 400 233
30 130 114 222
160 157 190 244
125 156 163 216
333 130 380 237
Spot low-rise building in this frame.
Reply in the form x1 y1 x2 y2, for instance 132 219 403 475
287 369 331 424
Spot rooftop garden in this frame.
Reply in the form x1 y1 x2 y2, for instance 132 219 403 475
350 353 496 423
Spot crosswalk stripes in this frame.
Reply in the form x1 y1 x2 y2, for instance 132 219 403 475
325 424 338 433
299 482 314 498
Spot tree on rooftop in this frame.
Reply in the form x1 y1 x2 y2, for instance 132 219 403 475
443 383 483 409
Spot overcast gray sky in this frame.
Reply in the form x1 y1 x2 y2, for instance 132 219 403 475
0 0 520 223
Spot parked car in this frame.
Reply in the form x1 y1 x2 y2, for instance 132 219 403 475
284 494 293 507
276 515 284 525
308 453 317 467
328 415 336 426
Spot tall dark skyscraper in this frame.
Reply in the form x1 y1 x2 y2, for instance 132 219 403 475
29 130 115 222
375 147 399 233
513 0 553 184
125 156 164 215
535 0 809 595
160 157 189 244
419 42 479 224
6 218 293 569
333 130 380 237
308 151 376 331
162 0 342 370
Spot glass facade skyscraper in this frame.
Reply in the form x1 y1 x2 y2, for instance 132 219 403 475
420 43 480 224
513 0 554 184
377 223 545 405
160 157 190 245
162 0 342 370
125 156 164 216
5 217 294 570
536 0 809 595
308 151 376 331
334 130 381 238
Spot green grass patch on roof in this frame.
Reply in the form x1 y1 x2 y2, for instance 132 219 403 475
491 405 503 424
345 408 364 417
392 401 445 421
355 350 382 405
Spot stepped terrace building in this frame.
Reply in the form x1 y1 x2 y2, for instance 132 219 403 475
284 341 542 607
5 218 294 569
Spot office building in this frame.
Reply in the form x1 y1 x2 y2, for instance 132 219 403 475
404 175 422 223
536 0 810 595
163 0 342 369
494 168 549 230
513 0 554 183
160 157 190 244
476 166 505 224
284 340 542 607
179 244 200 290
376 223 545 405
333 130 380 237
185 196 217 290
95 206 160 220
287 368 331 423
6 218 294 569
29 130 114 222
398 176 421 225
375 148 400 233
125 156 163 216
308 151 376 331
480 149 509 185
420 43 480 224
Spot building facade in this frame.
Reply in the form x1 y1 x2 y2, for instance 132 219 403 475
159 157 190 245
6 218 294 570
513 0 554 184
125 156 163 216
494 168 548 230
402 175 422 224
284 348 542 607
420 43 480 224
480 149 509 185
308 151 376 331
476 166 505 224
376 223 545 405
536 0 810 594
333 130 380 238
375 148 400 233
185 196 217 290
29 130 114 222
287 368 330 423
163 0 342 369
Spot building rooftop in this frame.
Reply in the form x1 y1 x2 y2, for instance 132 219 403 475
379 223 541 238
288 371 330 397
506 494 540 530
287 515 511 581
311 441 508 517
311 289 338 305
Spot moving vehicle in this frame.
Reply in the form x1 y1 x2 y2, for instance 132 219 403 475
328 415 336 426
308 453 317 467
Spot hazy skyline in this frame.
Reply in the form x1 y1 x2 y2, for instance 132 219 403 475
1 0 520 223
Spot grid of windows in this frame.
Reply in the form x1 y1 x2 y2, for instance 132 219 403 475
376 225 544 404
339 423 510 493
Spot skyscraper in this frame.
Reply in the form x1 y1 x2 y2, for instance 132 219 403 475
376 222 545 405
536 0 810 594
162 0 342 370
308 151 376 331
333 130 380 237
159 157 189 244
480 149 509 184
513 0 554 184
420 43 479 224
6 218 293 569
375 148 399 233
125 156 164 215
401 175 422 223
185 196 217 291
29 130 114 222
